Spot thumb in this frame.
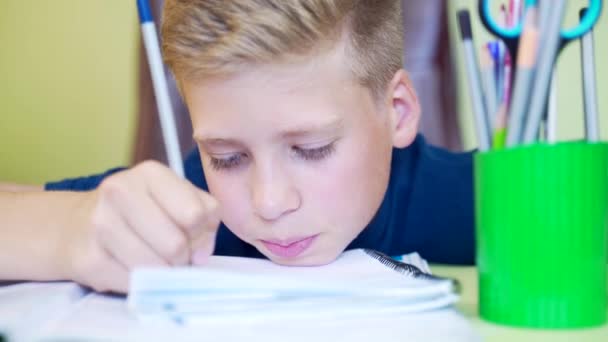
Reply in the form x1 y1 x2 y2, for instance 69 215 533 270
190 191 220 265
197 190 221 226
190 229 217 266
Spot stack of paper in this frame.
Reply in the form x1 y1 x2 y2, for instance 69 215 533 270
128 249 458 325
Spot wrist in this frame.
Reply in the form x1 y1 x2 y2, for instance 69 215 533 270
55 190 99 282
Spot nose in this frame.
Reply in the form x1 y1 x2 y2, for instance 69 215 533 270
251 162 301 222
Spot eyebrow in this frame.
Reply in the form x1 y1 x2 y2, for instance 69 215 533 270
279 117 344 139
195 117 344 148
196 137 244 150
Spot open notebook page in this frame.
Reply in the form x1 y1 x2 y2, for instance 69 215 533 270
128 249 459 323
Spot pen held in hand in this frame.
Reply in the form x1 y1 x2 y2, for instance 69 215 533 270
137 0 185 177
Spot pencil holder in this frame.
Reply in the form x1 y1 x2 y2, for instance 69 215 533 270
474 141 608 328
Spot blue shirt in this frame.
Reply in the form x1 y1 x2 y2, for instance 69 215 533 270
45 135 476 265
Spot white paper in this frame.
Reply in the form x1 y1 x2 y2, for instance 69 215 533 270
0 250 479 342
128 249 459 323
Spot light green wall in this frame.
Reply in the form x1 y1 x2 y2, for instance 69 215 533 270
448 0 608 150
0 1 137 184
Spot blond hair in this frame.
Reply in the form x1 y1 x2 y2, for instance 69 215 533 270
161 0 403 98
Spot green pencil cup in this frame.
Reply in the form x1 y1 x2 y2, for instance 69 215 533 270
474 141 608 328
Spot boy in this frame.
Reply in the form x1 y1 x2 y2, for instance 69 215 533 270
0 0 474 294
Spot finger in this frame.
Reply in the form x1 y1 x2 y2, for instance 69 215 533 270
95 206 170 269
98 258 130 294
87 246 130 294
189 191 221 265
189 228 218 266
195 190 222 232
139 162 220 237
109 190 191 266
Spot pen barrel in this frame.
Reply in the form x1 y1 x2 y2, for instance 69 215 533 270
581 25 600 142
521 0 567 144
481 68 498 130
140 22 184 177
474 141 608 328
506 69 534 146
463 40 491 151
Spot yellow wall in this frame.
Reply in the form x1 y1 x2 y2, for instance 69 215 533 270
448 0 608 150
0 1 137 184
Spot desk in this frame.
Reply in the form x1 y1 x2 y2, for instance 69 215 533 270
432 266 608 341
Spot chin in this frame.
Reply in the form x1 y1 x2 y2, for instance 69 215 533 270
263 248 343 267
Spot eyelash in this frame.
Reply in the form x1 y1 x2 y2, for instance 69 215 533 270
292 143 335 161
208 143 336 171
209 153 245 171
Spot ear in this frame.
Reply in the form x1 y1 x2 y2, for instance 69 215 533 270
385 69 421 148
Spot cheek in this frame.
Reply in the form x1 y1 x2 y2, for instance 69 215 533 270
304 138 391 228
205 173 251 231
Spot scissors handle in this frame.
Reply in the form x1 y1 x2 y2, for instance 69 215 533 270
479 0 603 41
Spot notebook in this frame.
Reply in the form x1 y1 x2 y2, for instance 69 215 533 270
128 249 459 325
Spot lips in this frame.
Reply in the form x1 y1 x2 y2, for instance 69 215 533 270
261 235 318 258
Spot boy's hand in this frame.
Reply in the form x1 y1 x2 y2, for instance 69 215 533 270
66 161 220 293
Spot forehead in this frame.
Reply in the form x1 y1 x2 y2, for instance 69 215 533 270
183 50 375 138
186 42 354 97
183 32 357 102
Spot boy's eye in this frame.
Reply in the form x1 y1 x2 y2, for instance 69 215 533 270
292 142 335 161
208 143 335 171
209 153 247 171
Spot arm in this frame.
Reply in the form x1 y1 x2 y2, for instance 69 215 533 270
0 190 91 282
0 161 220 293
0 182 43 192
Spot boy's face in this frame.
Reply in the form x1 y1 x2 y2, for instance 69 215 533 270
184 47 419 266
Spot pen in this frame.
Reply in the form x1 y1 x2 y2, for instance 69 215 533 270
136 0 184 177
458 10 491 151
506 7 539 147
480 45 498 131
538 0 551 37
521 0 567 144
492 103 508 149
546 70 558 143
580 8 600 142
497 5 507 102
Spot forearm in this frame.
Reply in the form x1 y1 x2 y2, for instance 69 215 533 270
0 190 91 282
0 182 44 192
